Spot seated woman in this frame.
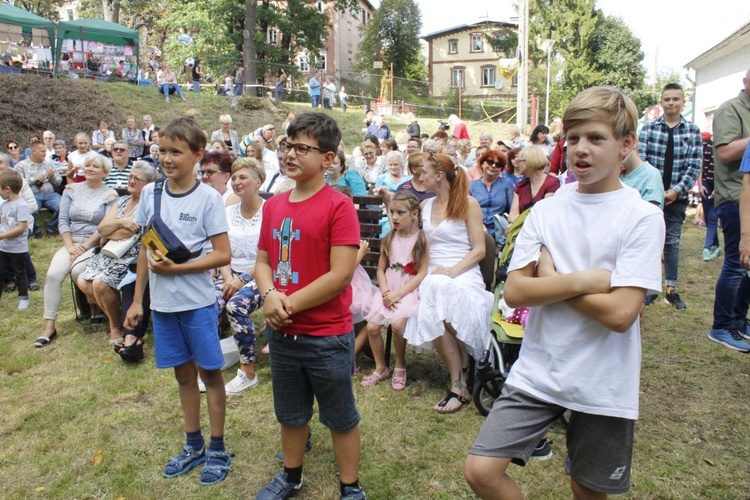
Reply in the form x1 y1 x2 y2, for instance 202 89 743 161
199 151 234 205
326 150 367 195
158 64 187 103
505 147 524 188
35 154 118 347
469 150 515 245
209 114 239 156
214 157 266 394
355 142 386 191
507 145 560 225
77 162 157 346
403 153 493 414
374 151 410 193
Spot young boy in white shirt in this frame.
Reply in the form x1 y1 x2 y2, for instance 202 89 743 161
464 87 666 498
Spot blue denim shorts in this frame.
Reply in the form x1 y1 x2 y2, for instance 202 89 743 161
152 303 224 370
266 327 359 432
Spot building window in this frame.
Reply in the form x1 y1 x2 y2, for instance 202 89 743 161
317 1 323 11
268 28 278 45
298 53 310 73
471 33 483 52
481 66 495 87
318 51 327 72
448 39 457 54
512 72 518 87
451 68 464 88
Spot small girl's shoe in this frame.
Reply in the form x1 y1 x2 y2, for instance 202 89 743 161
391 367 406 391
360 368 389 387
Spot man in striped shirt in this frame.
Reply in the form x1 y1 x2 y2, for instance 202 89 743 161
639 83 702 310
104 140 133 191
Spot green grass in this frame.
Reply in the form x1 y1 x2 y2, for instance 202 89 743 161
1 82 748 498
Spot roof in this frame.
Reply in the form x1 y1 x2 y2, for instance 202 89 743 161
422 20 517 41
57 19 139 47
685 20 750 69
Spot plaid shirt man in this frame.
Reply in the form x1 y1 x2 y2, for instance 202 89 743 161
638 115 702 201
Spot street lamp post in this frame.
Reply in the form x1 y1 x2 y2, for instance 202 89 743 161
542 39 555 126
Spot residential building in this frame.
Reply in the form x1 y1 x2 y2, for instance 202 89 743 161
422 20 518 98
685 20 750 132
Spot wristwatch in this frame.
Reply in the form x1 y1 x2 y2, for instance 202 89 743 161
239 272 251 284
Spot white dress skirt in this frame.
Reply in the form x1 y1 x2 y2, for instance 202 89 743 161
403 198 493 359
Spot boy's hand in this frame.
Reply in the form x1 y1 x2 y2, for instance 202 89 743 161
124 302 143 330
264 290 293 329
536 246 557 277
148 249 178 274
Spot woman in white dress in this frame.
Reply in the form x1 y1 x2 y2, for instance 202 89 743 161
404 153 493 414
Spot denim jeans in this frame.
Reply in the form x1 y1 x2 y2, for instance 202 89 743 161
701 182 720 249
712 202 749 330
160 83 185 99
234 83 244 96
311 95 320 108
192 79 200 93
663 200 687 287
34 191 61 234
266 327 359 431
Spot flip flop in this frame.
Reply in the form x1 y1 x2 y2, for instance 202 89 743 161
434 391 469 414
34 330 57 348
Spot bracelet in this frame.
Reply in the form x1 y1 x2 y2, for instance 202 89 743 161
261 287 278 304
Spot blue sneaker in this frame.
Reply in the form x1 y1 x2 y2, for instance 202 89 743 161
199 449 233 485
707 329 750 353
256 472 303 499
742 320 750 341
163 445 206 478
341 485 367 499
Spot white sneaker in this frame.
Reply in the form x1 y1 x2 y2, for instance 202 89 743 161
198 378 206 393
18 299 29 310
165 96 170 103
224 369 258 395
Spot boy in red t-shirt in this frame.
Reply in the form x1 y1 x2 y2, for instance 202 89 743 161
255 112 365 500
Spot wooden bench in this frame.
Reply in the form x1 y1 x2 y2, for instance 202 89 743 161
352 194 383 279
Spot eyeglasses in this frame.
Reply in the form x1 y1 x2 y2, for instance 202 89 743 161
484 160 503 167
112 148 127 152
128 174 147 183
199 169 221 177
7 145 18 150
285 142 327 156
363 152 376 158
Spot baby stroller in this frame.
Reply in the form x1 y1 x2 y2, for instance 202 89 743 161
472 211 530 416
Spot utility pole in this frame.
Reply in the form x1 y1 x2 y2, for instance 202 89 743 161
517 0 528 134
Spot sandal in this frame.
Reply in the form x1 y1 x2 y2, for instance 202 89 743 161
4 282 16 293
119 339 145 362
34 330 57 348
360 367 390 387
199 449 234 485
391 367 407 391
434 391 469 414
109 337 125 346
163 445 206 478
28 281 40 292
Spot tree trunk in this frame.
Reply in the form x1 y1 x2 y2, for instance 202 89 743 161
244 0 257 95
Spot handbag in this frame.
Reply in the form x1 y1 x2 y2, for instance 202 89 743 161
101 232 139 259
142 180 201 264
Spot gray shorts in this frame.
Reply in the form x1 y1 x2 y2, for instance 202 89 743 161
469 385 634 495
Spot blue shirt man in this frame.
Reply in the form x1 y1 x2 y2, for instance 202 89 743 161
366 115 392 140
308 75 321 108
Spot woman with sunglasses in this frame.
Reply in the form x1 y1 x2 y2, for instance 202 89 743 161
6 140 25 167
469 150 514 245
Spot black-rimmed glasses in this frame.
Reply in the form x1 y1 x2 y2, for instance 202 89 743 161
286 142 328 156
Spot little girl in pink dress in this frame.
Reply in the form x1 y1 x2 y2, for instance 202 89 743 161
362 191 429 390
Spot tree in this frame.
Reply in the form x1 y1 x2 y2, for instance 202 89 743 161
13 0 67 20
354 0 425 80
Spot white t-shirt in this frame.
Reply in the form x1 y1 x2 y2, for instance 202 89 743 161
506 182 664 419
135 180 229 312
67 150 99 177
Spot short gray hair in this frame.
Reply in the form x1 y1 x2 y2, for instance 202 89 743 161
52 139 66 148
0 152 10 165
131 161 158 182
86 154 113 174
479 131 493 141
385 150 404 167
422 139 439 154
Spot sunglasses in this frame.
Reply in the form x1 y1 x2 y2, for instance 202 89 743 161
484 160 503 167
285 142 327 156
7 145 18 150
112 148 127 152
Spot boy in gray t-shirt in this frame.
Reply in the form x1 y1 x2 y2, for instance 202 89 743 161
0 170 32 309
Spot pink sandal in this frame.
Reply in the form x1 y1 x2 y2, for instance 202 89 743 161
360 368 390 387
391 368 406 391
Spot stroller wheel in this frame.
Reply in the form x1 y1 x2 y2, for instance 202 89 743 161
473 375 505 416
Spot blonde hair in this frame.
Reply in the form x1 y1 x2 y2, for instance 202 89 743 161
85 153 113 174
563 86 638 139
232 156 266 183
219 114 233 125
518 146 548 171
